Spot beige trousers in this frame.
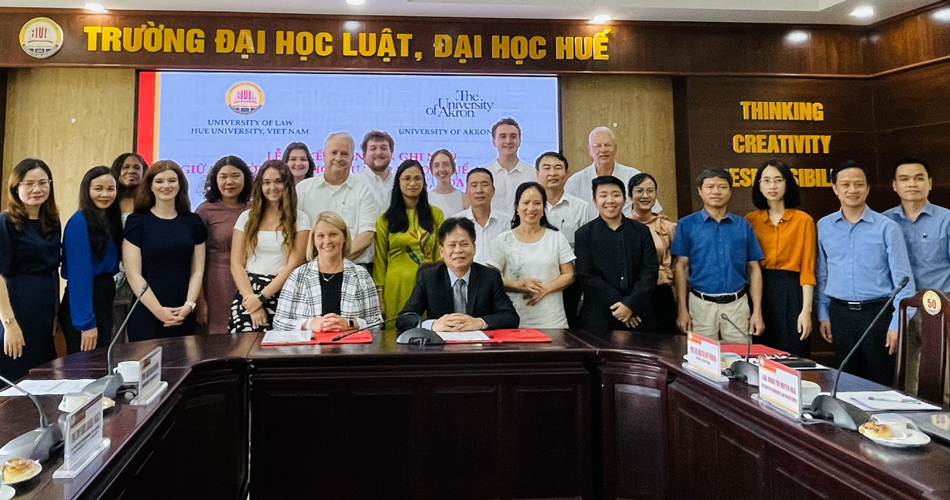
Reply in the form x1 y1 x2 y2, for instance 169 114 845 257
688 293 751 344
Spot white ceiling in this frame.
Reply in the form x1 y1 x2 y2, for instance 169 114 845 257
1 0 941 25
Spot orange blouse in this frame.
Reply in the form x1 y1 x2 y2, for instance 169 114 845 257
745 208 817 286
629 211 676 286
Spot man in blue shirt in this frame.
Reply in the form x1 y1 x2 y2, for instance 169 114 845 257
672 168 765 342
883 158 950 397
817 160 915 386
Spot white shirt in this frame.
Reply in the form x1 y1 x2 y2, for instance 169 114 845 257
487 228 576 329
428 188 465 217
296 173 378 264
483 159 537 215
234 210 311 276
546 193 596 248
563 161 662 216
453 207 512 266
353 165 394 215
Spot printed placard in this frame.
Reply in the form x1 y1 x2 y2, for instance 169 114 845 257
687 332 722 379
137 347 162 402
63 393 103 467
758 356 802 417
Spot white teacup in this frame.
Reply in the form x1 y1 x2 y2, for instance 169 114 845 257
801 380 821 407
115 361 140 383
59 393 89 413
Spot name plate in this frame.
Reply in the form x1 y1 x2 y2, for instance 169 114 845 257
53 392 110 478
132 347 166 406
687 332 723 380
758 356 802 417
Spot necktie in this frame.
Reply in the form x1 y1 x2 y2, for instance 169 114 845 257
454 278 467 314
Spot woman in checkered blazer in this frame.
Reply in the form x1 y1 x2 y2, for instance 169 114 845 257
272 211 382 332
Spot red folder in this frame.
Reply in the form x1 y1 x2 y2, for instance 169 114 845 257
441 329 552 344
260 329 373 346
720 343 788 356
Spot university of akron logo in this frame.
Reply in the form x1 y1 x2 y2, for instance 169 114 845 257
226 82 265 115
19 17 63 59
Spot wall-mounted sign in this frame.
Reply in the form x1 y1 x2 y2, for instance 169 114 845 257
19 17 63 59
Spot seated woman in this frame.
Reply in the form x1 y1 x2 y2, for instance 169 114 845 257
487 182 575 329
273 211 382 332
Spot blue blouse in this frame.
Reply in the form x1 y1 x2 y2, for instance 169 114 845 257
61 211 119 332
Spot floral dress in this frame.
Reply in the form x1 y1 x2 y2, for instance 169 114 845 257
372 208 444 320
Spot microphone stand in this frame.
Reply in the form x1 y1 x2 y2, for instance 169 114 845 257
82 283 149 399
806 276 910 430
330 311 421 341
721 313 759 387
0 375 63 462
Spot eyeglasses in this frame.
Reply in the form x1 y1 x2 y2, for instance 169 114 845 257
759 178 786 186
19 179 51 190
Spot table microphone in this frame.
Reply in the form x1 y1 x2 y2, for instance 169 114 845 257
394 311 444 346
82 282 149 399
330 311 421 341
721 313 759 387
0 375 63 462
806 276 910 430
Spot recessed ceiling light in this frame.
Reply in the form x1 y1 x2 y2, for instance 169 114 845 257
850 6 875 19
785 30 810 44
346 0 365 5
84 2 107 12
591 14 611 24
933 8 950 21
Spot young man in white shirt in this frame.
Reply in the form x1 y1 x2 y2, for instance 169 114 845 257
296 132 378 269
481 118 536 215
452 168 511 266
564 126 661 215
354 130 395 214
536 151 595 326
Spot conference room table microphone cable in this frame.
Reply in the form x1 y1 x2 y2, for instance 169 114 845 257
330 311 433 342
802 276 911 431
721 313 760 387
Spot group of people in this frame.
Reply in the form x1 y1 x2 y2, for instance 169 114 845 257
0 117 945 391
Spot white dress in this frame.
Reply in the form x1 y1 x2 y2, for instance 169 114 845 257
427 189 465 217
487 228 576 328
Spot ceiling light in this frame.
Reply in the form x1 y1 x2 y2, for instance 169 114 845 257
346 0 365 5
933 8 950 21
850 6 875 19
591 14 611 24
785 30 810 44
84 2 107 12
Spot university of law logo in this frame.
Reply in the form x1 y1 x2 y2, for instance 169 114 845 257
226 82 264 115
20 17 63 59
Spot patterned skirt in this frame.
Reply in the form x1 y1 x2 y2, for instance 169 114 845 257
228 273 280 334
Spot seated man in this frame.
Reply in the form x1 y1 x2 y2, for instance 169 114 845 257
397 217 519 332
575 176 659 331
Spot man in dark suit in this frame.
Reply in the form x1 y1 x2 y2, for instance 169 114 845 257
575 176 659 331
397 218 519 332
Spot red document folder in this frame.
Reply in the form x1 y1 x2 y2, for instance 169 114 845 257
442 329 552 344
260 329 373 346
719 343 788 356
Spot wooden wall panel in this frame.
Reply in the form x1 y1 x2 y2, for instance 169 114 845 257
560 74 677 218
2 68 135 217
868 0 950 75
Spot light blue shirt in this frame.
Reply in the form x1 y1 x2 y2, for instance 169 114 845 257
883 202 950 292
421 268 471 329
816 206 916 331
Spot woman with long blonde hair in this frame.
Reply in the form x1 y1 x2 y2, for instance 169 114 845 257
229 160 310 333
272 211 381 332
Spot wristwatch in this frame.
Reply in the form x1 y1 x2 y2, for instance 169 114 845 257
1 317 13 325
184 301 197 311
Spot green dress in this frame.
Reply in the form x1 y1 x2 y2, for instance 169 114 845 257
373 207 445 320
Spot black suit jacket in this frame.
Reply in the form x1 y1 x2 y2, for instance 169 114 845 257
396 262 520 331
575 217 659 331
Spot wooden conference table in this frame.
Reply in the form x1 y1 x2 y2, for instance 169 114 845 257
1 329 949 500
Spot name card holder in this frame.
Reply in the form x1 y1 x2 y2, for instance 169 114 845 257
53 393 110 479
131 347 167 407
683 332 728 382
756 356 802 419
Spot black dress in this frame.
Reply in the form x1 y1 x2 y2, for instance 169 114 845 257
123 212 207 342
0 213 60 380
